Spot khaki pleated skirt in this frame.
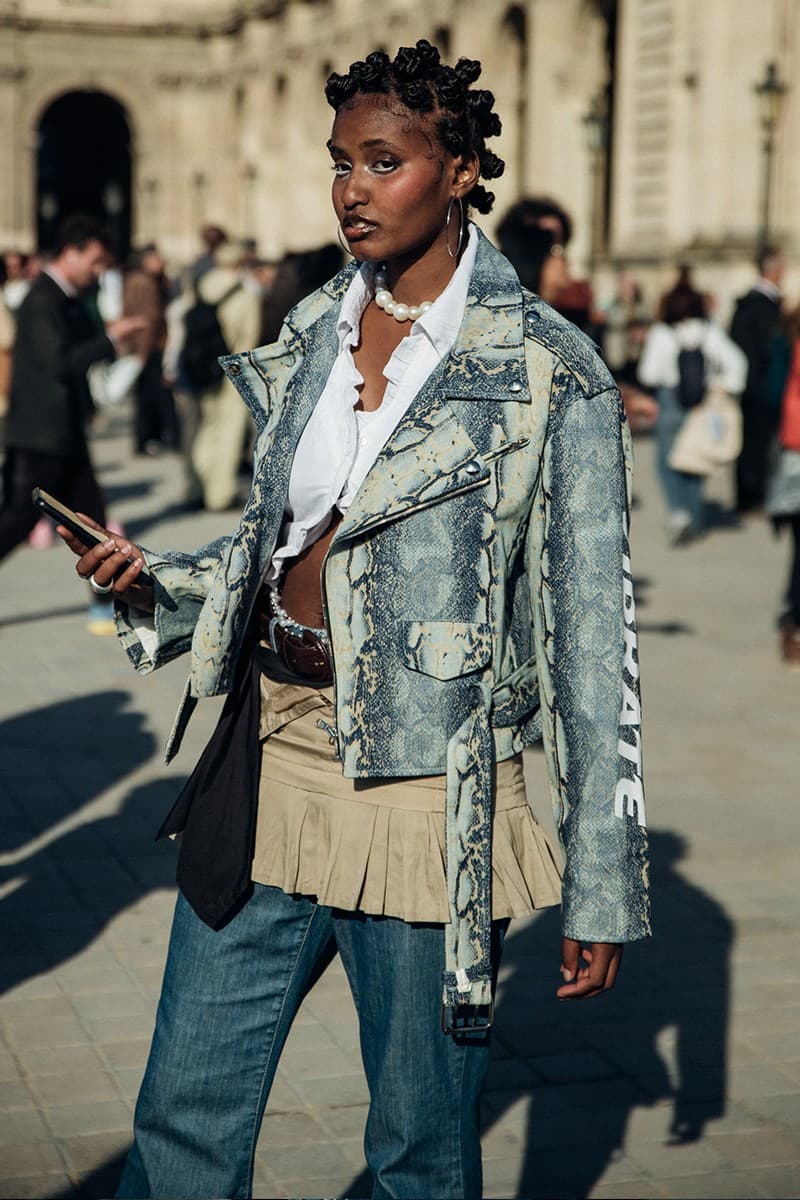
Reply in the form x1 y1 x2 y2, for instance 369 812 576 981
251 675 563 924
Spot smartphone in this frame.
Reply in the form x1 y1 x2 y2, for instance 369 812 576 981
31 487 154 586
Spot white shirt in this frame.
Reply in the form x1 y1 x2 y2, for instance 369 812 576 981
752 278 782 303
637 319 747 395
43 265 78 299
267 225 479 582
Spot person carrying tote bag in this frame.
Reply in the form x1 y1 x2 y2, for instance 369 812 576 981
638 287 747 544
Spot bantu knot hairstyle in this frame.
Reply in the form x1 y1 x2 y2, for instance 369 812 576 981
325 39 505 215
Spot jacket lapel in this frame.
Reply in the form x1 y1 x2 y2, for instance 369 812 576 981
335 231 531 543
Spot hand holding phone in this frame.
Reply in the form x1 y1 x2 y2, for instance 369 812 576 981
34 486 155 599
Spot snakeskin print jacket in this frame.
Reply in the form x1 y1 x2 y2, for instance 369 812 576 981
116 230 650 1010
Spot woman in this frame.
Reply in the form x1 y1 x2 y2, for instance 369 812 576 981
638 283 746 545
766 304 800 666
58 41 649 1200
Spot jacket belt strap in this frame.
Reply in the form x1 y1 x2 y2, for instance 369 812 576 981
441 687 494 1028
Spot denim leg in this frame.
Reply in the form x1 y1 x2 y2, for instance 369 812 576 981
334 912 507 1200
117 886 335 1199
654 388 690 518
682 470 706 531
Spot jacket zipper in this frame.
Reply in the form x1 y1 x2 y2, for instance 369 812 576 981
338 473 490 542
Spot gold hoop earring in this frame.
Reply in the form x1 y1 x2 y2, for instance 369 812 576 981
445 197 465 260
337 225 354 258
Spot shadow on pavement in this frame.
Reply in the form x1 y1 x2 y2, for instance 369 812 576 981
0 691 185 995
341 829 732 1200
52 1150 129 1200
0 603 87 628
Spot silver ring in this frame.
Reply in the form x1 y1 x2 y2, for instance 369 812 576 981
88 575 113 596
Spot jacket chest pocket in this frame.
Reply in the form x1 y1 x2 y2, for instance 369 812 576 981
401 620 492 680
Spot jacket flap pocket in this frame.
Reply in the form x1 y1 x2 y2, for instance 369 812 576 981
491 655 540 725
402 620 492 680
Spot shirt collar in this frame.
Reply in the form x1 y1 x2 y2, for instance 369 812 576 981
44 265 79 298
753 278 782 301
335 223 479 353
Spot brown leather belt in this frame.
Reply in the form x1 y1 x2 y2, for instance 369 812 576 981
256 586 333 685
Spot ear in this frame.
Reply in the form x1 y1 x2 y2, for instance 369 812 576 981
451 151 480 200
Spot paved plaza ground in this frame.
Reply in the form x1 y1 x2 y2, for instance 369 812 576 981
0 405 798 1199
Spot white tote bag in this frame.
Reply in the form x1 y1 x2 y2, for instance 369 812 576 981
668 390 742 476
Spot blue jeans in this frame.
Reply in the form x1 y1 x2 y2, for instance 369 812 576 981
117 886 504 1199
654 387 705 529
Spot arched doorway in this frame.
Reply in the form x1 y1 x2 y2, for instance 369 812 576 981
37 90 132 260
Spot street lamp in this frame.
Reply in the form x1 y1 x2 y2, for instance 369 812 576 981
754 60 787 252
191 170 208 231
242 162 258 238
582 90 609 268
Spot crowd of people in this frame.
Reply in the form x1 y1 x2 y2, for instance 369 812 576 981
0 219 344 635
1 200 798 663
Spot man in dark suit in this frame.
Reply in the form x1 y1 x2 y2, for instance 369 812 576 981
730 247 784 514
0 215 143 578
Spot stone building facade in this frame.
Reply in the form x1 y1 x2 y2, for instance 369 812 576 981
0 0 797 314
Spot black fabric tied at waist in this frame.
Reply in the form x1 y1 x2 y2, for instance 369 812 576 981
158 634 330 932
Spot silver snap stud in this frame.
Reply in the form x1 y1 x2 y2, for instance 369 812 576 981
228 361 242 376
509 381 523 393
464 461 481 475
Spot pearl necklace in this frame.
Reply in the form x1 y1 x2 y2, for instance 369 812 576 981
374 268 433 323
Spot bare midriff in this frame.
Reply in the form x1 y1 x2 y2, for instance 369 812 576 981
279 509 343 629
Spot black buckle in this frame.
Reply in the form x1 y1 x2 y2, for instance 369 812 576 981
441 999 494 1035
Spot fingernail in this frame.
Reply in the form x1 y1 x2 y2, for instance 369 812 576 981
119 542 131 554
133 558 143 568
103 539 116 550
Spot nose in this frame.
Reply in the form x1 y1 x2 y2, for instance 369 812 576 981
340 166 369 210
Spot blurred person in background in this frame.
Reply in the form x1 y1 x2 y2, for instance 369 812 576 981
97 252 124 324
124 244 179 456
602 270 650 383
0 214 145 631
258 243 343 346
638 280 746 546
185 240 262 511
2 250 31 314
496 195 572 310
164 227 232 508
600 270 656 435
730 247 785 515
0 289 13 421
187 223 229 288
765 303 800 667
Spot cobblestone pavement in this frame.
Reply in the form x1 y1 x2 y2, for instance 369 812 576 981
1 406 798 1199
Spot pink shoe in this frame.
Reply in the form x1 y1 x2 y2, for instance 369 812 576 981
28 517 55 550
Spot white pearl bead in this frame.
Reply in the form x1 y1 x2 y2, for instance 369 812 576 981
407 305 421 320
392 303 409 321
375 290 390 308
384 299 396 315
419 301 433 313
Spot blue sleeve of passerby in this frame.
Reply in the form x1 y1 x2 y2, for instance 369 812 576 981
767 334 791 415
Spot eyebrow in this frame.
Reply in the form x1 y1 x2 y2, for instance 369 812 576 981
327 138 403 155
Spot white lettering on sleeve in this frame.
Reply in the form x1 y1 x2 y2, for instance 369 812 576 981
615 514 646 827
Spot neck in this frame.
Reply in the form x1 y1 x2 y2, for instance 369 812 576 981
379 236 463 307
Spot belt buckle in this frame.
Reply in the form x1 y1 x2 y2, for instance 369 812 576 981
441 998 494 1035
